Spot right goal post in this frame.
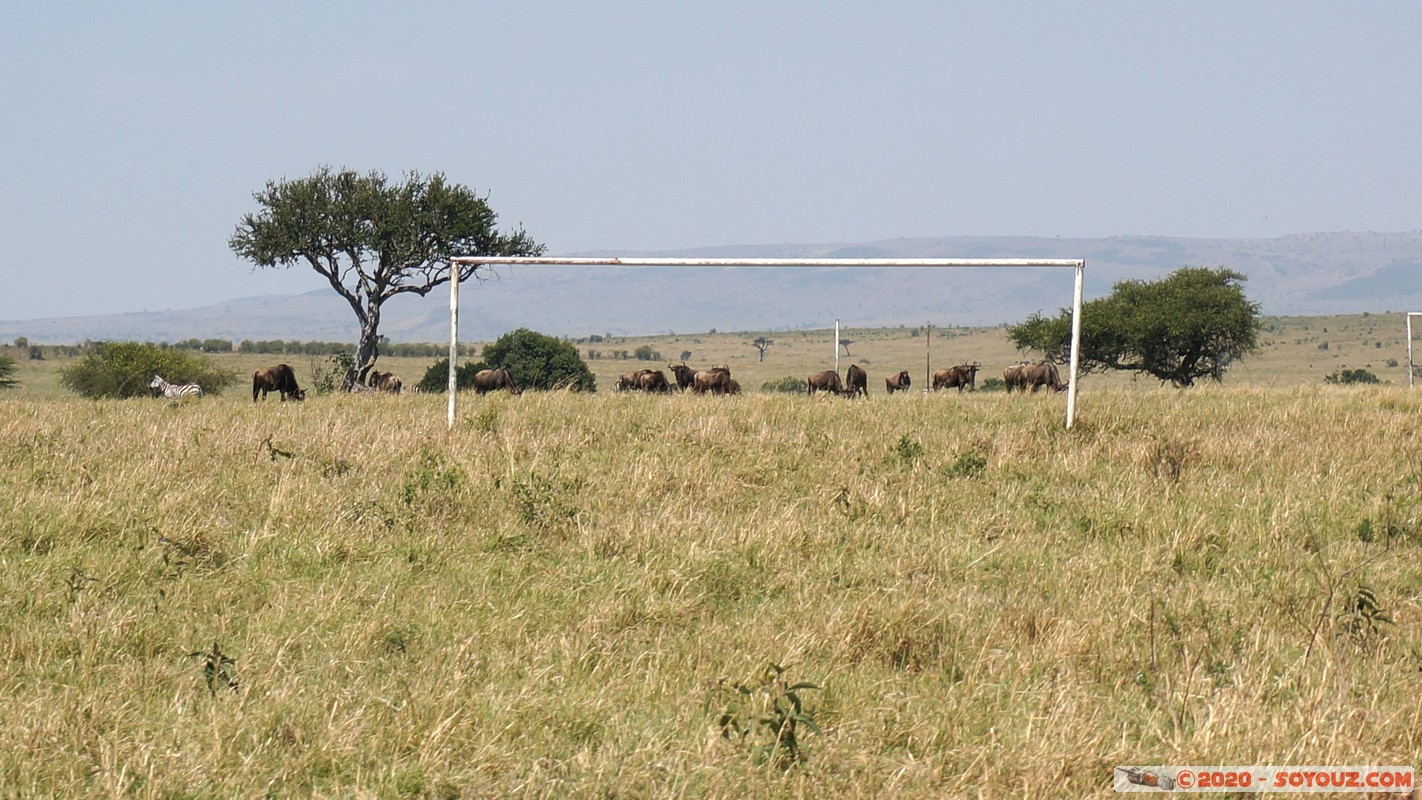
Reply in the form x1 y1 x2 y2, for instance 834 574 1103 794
1408 312 1422 388
444 256 1086 427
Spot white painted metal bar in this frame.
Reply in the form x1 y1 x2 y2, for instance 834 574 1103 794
455 256 1084 269
447 266 460 428
1408 312 1422 389
445 255 1086 427
1066 263 1085 427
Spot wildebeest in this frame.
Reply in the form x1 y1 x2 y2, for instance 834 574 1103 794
725 379 742 395
368 370 403 394
669 363 698 392
885 370 912 394
150 375 202 400
843 364 868 398
1007 361 1066 393
1003 364 1028 392
638 369 672 393
252 364 305 402
807 370 843 396
473 367 519 394
692 366 733 395
932 363 980 392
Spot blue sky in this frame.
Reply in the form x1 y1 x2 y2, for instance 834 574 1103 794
2 2 1419 319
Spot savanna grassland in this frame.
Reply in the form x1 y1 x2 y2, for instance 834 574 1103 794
2 315 1421 798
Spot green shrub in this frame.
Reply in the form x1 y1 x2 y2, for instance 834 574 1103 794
59 342 237 399
416 359 489 393
482 328 596 392
310 353 355 396
0 355 16 389
761 376 807 394
1324 368 1380 385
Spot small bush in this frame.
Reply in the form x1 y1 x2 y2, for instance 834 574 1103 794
310 353 355 395
894 434 925 465
0 355 16 389
59 342 236 398
482 328 596 392
1324 368 1380 385
761 376 807 394
416 359 489 393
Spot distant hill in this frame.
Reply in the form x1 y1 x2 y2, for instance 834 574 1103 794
4 232 1421 344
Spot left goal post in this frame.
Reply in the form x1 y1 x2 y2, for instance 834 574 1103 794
445 256 1087 428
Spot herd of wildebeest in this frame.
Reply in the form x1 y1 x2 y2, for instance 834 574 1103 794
188 358 1069 403
612 360 1066 397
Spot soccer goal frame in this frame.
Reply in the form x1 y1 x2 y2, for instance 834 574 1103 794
1407 312 1422 388
444 256 1086 427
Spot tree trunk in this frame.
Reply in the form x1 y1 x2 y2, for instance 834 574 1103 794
350 302 383 388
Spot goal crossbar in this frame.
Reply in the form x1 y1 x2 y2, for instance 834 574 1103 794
445 256 1086 427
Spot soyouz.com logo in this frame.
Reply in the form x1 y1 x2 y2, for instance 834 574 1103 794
1114 765 1414 793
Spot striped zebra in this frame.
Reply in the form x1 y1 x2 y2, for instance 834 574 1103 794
150 374 203 399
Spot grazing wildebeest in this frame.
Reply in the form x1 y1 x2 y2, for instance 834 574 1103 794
669 363 698 392
1018 361 1066 393
473 368 519 394
150 375 202 400
252 364 305 402
885 370 912 394
693 366 733 395
367 370 403 394
725 379 741 395
637 369 672 393
1003 363 1028 393
807 370 843 396
843 364 868 398
932 363 980 392
618 371 642 391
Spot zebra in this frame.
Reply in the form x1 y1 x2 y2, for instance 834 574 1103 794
150 374 203 399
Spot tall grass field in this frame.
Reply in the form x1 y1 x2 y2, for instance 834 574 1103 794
3 379 1420 797
3 312 1421 797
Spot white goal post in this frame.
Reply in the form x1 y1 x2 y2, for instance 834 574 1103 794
444 256 1086 427
1408 312 1422 389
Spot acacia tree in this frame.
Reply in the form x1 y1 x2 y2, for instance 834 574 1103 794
1007 267 1260 387
752 337 774 362
229 167 543 380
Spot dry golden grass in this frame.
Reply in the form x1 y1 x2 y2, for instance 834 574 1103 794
2 380 1420 798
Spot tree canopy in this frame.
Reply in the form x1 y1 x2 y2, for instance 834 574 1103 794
1007 267 1261 387
482 328 596 392
229 167 543 379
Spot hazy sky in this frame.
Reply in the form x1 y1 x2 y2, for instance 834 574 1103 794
2 2 1419 320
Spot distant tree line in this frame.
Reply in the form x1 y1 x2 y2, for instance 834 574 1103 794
586 345 663 361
